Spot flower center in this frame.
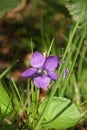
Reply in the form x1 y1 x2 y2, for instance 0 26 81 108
38 68 47 75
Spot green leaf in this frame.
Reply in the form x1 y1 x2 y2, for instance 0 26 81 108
38 97 82 129
67 0 87 27
0 81 13 116
0 0 20 18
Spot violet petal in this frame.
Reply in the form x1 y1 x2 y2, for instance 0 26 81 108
21 68 37 78
48 71 58 81
30 51 45 68
34 75 50 88
43 56 58 71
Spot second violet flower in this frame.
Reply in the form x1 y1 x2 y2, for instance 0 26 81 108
22 51 58 89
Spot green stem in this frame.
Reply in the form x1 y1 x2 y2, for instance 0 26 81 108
35 87 40 105
63 5 86 60
0 59 19 79
58 36 79 96
31 81 36 129
40 17 47 50
47 38 54 56
78 42 87 78
30 38 34 54
81 99 87 106
27 79 30 128
11 78 22 105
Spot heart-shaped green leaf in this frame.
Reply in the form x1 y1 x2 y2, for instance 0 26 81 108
38 97 82 129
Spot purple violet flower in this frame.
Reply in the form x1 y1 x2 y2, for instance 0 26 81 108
21 51 58 89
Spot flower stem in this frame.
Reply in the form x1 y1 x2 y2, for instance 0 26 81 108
27 79 30 128
47 38 54 56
